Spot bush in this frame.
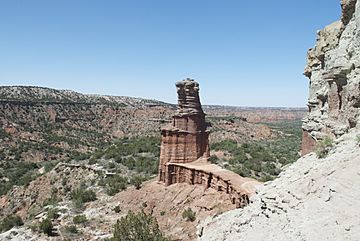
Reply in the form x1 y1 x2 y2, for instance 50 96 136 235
130 175 143 190
99 175 127 196
114 205 121 213
64 225 78 234
39 218 53 236
112 210 169 241
73 215 87 224
99 136 161 175
47 208 60 220
315 136 333 158
42 192 60 207
0 215 23 232
209 155 219 164
182 207 196 222
70 187 96 208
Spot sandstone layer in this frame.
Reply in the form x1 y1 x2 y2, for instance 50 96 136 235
158 78 210 181
158 78 260 208
302 0 360 155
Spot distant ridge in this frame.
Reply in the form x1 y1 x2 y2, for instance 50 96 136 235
0 85 174 108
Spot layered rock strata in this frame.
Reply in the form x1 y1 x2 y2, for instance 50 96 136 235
158 78 259 208
302 0 360 155
158 78 210 182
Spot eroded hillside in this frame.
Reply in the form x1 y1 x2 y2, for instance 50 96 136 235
0 86 305 240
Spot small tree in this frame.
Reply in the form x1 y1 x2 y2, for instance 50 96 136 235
130 175 143 190
315 136 333 158
112 210 169 241
39 218 53 236
182 207 196 222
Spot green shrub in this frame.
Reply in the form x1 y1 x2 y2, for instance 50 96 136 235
160 211 165 216
130 175 143 190
315 136 333 158
209 120 303 181
64 225 78 234
73 215 87 224
43 193 60 206
209 155 219 164
70 187 96 208
99 136 160 175
47 208 60 220
88 157 98 165
112 210 169 241
0 215 23 232
39 218 53 236
182 207 196 222
99 175 127 196
114 205 121 213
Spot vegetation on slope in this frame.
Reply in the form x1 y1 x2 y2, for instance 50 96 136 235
112 210 169 241
210 120 302 181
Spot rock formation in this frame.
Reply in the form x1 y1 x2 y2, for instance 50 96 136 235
302 0 360 155
158 78 210 183
158 78 260 208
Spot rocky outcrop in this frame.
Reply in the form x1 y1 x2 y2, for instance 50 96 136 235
198 130 360 241
158 78 210 183
302 0 360 155
158 78 260 208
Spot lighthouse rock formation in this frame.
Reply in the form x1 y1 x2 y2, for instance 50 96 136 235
158 78 260 208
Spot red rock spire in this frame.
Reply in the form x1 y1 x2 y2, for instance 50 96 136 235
158 78 210 183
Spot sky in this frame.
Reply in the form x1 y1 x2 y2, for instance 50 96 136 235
0 1 341 107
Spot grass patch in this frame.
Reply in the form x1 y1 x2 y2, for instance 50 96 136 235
315 136 333 158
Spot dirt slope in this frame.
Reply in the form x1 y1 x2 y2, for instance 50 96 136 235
198 129 360 241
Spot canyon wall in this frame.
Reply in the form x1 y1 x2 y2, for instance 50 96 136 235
302 0 360 155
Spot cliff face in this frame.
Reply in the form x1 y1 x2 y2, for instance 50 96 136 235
302 0 360 155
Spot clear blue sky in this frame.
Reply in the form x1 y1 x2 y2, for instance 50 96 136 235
0 1 341 107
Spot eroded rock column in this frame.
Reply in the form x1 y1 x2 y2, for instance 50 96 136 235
158 78 210 183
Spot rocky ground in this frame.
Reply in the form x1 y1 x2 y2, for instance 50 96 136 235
198 129 360 241
0 162 239 240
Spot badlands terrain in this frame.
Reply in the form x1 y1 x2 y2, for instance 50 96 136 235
1 0 360 240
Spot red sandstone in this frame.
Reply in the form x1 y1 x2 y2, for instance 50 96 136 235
158 78 260 208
